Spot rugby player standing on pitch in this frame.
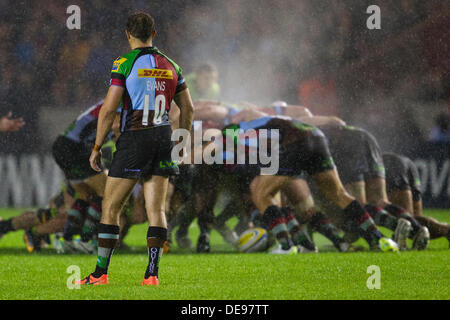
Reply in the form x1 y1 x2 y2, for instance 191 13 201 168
76 12 194 286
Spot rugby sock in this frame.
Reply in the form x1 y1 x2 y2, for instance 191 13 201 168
263 206 292 250
364 205 398 231
92 223 119 277
145 227 167 279
343 201 384 244
283 207 316 250
81 199 102 242
0 219 15 234
63 199 89 240
384 204 421 236
310 212 344 249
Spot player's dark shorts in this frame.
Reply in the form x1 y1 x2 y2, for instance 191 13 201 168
327 127 385 184
383 152 422 201
52 135 99 181
109 125 179 180
274 132 335 177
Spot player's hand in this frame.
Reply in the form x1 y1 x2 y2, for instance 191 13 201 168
0 112 25 132
89 149 103 172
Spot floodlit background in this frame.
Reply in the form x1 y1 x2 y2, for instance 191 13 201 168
0 0 449 206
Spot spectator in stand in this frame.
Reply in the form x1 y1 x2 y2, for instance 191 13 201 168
429 113 450 142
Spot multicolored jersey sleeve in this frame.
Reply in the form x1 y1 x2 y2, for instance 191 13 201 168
109 47 187 131
64 100 112 147
222 116 320 151
110 56 131 87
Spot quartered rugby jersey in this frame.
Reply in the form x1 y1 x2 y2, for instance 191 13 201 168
64 100 111 146
219 116 324 164
224 116 322 147
221 103 288 127
110 47 187 131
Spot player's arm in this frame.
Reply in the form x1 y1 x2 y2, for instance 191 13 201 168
231 107 268 123
90 86 124 171
174 88 194 132
285 105 313 118
297 115 346 127
169 102 181 130
111 113 122 140
193 101 229 121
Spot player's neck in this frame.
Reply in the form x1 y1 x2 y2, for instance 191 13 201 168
130 40 153 50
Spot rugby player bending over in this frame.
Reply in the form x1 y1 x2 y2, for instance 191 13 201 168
384 152 449 246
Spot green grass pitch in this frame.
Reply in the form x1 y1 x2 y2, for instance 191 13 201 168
0 208 448 300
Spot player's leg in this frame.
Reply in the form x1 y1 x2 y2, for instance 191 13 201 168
76 177 137 285
343 179 397 247
282 178 348 251
343 180 404 247
280 179 318 252
141 176 170 285
365 177 390 207
130 186 148 225
63 174 106 239
24 188 72 252
213 179 249 247
196 182 220 253
163 180 178 252
365 176 418 233
213 199 243 246
389 189 449 241
364 135 429 249
0 188 68 236
414 215 450 241
78 174 106 244
367 176 428 247
387 189 413 213
344 181 366 204
52 135 106 245
312 168 397 251
250 175 297 253
173 165 203 249
0 211 39 238
139 126 180 284
24 209 67 253
0 206 64 252
213 166 261 246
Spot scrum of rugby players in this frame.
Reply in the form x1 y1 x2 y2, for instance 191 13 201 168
2 100 449 254
165 99 448 254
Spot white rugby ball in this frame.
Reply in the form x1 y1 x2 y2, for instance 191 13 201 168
238 228 269 253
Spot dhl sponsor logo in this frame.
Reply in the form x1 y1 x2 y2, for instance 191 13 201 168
138 69 173 79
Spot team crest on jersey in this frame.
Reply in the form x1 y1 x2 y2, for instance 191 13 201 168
138 69 173 79
112 57 127 72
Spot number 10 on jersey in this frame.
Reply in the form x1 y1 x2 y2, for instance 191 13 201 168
142 94 166 126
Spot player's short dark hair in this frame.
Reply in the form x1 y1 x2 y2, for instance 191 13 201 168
126 12 155 43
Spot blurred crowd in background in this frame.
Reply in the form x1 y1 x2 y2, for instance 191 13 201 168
0 0 449 154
